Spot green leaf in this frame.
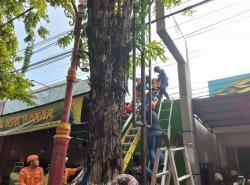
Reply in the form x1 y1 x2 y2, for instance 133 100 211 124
37 26 50 39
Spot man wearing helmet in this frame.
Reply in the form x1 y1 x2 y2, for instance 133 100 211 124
18 154 44 185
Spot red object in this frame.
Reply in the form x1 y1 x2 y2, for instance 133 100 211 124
136 78 142 85
122 103 133 113
48 2 86 185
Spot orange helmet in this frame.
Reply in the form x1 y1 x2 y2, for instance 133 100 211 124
27 154 39 163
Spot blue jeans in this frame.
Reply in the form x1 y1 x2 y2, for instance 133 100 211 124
148 132 164 163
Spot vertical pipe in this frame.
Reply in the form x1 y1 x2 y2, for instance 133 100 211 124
141 10 147 184
141 50 147 185
148 0 152 127
132 7 137 125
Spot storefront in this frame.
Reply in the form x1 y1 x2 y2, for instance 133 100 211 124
0 94 89 184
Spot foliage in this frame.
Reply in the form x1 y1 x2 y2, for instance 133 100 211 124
0 0 73 104
0 0 186 104
0 58 36 105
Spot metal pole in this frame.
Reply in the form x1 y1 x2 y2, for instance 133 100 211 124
141 15 147 185
155 1 201 184
141 51 147 185
132 7 137 125
48 1 85 185
148 0 152 127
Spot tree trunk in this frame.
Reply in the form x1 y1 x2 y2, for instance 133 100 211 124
87 0 134 184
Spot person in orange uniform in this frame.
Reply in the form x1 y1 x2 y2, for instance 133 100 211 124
19 154 44 185
63 157 83 185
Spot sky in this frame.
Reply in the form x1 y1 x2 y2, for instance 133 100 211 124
156 0 250 98
15 0 250 99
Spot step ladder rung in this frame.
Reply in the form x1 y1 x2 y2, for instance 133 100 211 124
127 134 136 137
161 108 170 112
160 118 169 121
160 147 168 151
130 127 140 130
156 171 169 178
170 147 184 152
178 174 191 182
122 142 132 146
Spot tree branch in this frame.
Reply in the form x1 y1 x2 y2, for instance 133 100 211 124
71 0 78 14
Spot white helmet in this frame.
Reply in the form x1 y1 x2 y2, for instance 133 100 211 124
214 173 223 182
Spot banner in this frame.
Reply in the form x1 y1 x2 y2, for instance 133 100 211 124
208 73 250 96
0 96 84 136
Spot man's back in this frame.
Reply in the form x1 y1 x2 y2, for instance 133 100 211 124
146 110 161 132
159 69 168 86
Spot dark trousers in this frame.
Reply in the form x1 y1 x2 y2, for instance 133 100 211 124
158 85 170 100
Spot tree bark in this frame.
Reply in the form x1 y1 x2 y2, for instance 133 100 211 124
87 0 134 184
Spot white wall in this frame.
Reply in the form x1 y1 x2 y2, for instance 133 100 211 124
216 131 250 169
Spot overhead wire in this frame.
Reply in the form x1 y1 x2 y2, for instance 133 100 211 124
165 0 248 30
37 71 88 87
18 0 248 74
15 0 245 56
26 0 250 93
17 0 242 57
0 7 34 29
174 8 250 41
17 29 72 54
14 50 72 73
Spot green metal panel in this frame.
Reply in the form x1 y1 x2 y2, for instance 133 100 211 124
160 100 186 185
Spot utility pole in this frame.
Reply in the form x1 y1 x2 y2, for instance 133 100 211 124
48 1 86 184
155 1 202 185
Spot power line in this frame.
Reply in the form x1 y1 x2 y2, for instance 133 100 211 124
36 72 88 87
174 8 250 40
166 0 248 30
32 41 58 54
181 14 250 40
27 60 71 77
167 69 250 98
0 7 34 29
15 0 248 69
14 0 247 61
17 0 242 55
14 50 72 73
17 29 72 54
15 0 234 56
148 0 212 24
23 1 250 93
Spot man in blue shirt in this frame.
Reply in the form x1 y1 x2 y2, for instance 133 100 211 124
154 66 170 100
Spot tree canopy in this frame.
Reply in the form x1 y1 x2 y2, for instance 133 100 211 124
0 0 184 104
0 0 74 104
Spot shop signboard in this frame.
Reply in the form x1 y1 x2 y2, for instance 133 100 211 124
0 96 83 136
208 73 250 96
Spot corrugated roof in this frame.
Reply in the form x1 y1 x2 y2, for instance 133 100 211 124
192 91 250 128
1 79 90 115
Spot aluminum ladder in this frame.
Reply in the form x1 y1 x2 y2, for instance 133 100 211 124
150 134 195 185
